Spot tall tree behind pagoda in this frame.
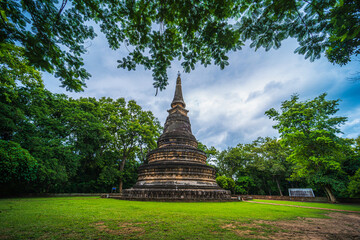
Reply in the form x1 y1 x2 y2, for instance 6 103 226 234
99 98 161 192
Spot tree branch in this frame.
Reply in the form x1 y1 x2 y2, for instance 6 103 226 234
302 0 325 18
294 3 314 39
55 0 68 25
0 12 10 31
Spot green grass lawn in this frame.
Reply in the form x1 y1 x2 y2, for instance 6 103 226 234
0 197 348 240
251 199 360 212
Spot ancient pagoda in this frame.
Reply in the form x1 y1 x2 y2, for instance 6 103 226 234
121 74 231 201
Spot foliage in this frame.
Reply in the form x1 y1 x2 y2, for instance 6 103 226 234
0 140 38 195
0 53 161 194
346 136 360 197
0 43 43 101
62 97 111 193
348 168 360 198
99 97 161 192
216 175 235 193
250 137 289 176
1 0 94 91
234 176 255 194
215 145 250 178
198 141 218 164
325 0 360 65
265 93 348 202
341 137 360 176
238 0 360 66
249 137 291 196
1 52 81 192
214 137 292 196
1 0 358 92
0 44 44 142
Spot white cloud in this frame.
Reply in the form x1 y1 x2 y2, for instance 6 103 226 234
341 106 360 139
44 32 360 150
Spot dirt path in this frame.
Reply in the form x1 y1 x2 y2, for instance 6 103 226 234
221 212 360 239
246 200 360 213
264 212 360 239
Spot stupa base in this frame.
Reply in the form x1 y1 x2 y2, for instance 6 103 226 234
104 187 231 202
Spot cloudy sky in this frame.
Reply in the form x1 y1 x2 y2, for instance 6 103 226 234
45 28 360 150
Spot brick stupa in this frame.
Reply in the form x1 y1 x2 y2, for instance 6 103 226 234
121 74 231 201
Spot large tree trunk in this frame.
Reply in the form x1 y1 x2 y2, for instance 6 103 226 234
324 185 337 203
119 157 127 193
275 177 283 196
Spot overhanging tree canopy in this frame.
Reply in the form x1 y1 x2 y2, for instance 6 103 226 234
1 0 359 92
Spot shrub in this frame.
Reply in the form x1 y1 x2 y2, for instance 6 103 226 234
216 176 235 193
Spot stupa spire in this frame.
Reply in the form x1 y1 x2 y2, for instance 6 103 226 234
171 72 186 108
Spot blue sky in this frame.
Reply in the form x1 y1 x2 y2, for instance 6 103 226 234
45 28 360 150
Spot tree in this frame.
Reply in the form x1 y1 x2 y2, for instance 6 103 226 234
1 46 83 193
216 175 235 194
0 140 38 195
215 145 250 178
234 176 256 195
346 136 360 198
0 43 43 101
99 98 161 193
265 93 348 202
214 144 266 195
12 90 83 193
249 137 290 196
1 43 163 194
2 1 358 92
348 168 360 198
236 0 360 66
63 97 110 193
1 1 95 92
0 43 43 142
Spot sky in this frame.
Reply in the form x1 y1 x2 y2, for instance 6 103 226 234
45 28 360 150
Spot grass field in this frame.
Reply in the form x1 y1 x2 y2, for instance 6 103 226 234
251 199 360 212
0 197 359 239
